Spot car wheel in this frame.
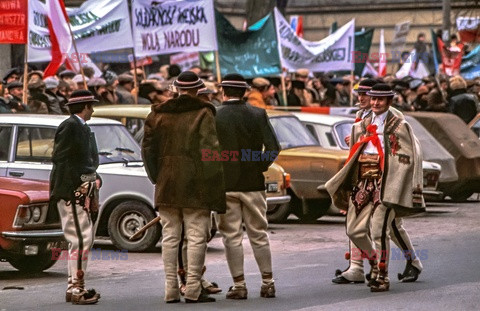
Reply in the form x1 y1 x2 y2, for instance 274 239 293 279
267 203 291 223
298 198 331 224
8 251 57 273
449 190 475 202
108 201 161 252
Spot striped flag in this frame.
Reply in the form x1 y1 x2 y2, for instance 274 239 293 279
378 29 387 77
43 0 72 78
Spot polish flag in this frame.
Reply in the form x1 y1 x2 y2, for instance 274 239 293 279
43 0 72 78
378 29 387 77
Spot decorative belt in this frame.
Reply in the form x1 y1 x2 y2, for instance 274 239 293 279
351 154 382 215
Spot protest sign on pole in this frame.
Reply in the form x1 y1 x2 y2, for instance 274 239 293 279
132 0 217 57
461 44 480 80
391 21 411 58
274 8 354 73
28 0 133 62
456 17 480 43
215 10 281 78
170 52 200 71
0 0 28 44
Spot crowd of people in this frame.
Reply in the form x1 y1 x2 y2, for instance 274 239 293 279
1 62 479 124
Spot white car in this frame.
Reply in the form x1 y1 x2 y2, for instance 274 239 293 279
0 114 160 252
293 112 450 201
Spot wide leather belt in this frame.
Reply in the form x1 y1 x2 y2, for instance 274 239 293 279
80 173 96 182
351 154 382 215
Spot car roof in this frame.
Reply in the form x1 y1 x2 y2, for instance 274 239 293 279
292 112 353 126
0 114 122 127
93 105 152 119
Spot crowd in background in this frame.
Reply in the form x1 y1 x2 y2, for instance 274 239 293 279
1 59 479 124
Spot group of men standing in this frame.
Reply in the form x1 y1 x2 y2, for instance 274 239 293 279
49 69 425 305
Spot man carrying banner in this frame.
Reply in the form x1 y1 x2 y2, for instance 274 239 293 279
326 84 425 292
333 80 423 285
50 90 101 304
142 71 226 304
215 73 280 300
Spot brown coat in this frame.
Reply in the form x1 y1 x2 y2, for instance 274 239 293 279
326 110 425 217
142 94 226 214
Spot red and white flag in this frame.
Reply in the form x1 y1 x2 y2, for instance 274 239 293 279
43 0 72 78
378 29 387 77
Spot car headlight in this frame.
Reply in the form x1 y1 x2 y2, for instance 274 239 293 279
13 203 48 228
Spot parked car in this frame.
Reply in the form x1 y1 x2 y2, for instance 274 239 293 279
293 112 448 201
468 113 480 139
408 112 480 201
0 114 160 252
94 105 344 223
0 177 66 272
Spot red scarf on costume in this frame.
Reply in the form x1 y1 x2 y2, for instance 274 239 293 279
345 124 384 170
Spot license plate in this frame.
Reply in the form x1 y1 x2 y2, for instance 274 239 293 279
266 183 278 193
48 240 68 250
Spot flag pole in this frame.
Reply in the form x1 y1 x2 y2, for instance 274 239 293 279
349 68 354 106
281 69 288 106
131 48 139 105
214 50 221 83
66 21 87 90
22 44 29 105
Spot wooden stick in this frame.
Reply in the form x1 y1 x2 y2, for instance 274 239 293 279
214 50 221 83
280 72 288 106
22 44 29 104
129 215 161 240
131 48 139 105
65 18 87 89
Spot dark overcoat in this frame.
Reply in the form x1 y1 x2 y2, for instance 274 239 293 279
142 94 226 214
49 115 99 205
215 100 280 192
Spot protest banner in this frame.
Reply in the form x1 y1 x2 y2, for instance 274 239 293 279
215 10 281 78
170 52 200 71
0 0 28 44
28 0 133 62
274 8 354 73
461 44 480 80
391 21 411 57
395 49 430 79
456 17 480 43
132 0 217 57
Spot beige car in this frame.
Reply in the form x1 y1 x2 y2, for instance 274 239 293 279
93 105 291 223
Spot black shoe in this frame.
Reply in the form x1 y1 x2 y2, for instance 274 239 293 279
332 275 365 284
166 299 180 304
365 273 371 281
335 269 343 277
398 263 421 282
185 290 216 303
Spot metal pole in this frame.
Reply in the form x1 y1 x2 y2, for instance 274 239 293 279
442 0 451 42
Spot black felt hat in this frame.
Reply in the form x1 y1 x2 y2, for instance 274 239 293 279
219 73 250 89
356 79 378 93
291 80 305 90
67 89 99 106
366 83 395 97
173 71 205 89
6 81 23 90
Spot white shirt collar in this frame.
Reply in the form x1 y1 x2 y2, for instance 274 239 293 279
74 114 86 125
372 110 388 125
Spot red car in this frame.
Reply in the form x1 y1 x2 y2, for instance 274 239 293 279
0 177 66 272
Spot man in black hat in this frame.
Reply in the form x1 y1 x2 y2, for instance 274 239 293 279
50 89 101 304
326 84 424 292
142 71 226 304
215 73 280 300
333 80 423 285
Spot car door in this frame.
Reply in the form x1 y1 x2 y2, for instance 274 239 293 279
5 125 56 181
0 125 13 177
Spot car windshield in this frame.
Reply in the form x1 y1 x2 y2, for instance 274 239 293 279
269 116 319 149
89 125 142 164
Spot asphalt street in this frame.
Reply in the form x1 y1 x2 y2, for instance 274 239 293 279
1 199 480 310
